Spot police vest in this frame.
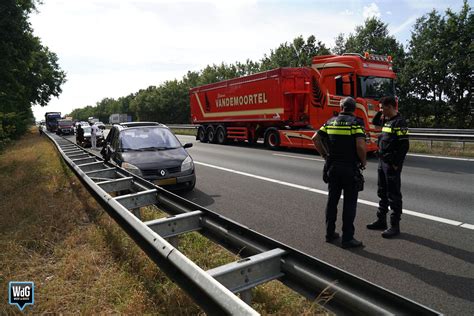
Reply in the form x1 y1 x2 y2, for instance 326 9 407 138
318 114 365 163
378 114 409 164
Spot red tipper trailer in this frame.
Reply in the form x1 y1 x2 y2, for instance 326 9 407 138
190 53 396 151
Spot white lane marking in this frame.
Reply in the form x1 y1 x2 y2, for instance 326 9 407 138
407 153 474 162
195 161 328 196
194 161 474 230
273 153 325 162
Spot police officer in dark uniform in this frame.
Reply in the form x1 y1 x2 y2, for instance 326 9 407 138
367 96 409 238
313 97 367 248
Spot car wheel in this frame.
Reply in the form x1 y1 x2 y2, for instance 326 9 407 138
183 179 196 192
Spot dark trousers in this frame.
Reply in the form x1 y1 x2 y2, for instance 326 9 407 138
377 160 403 224
326 163 358 242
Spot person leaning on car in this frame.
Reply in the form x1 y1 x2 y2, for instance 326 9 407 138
76 124 84 146
367 96 409 238
312 97 367 249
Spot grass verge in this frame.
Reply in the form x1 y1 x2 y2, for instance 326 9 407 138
171 128 197 137
408 140 474 158
0 128 328 315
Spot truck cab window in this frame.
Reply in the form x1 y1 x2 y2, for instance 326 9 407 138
358 76 395 100
335 76 343 95
335 74 353 97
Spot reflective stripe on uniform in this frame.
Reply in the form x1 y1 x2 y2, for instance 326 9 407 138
382 126 409 136
326 129 352 135
326 125 364 135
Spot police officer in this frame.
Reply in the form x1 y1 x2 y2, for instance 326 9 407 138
313 97 367 248
367 96 409 238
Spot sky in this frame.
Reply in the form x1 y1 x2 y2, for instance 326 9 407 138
30 0 467 121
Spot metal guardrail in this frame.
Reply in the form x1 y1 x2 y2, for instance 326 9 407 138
167 125 474 143
407 128 474 144
44 131 440 315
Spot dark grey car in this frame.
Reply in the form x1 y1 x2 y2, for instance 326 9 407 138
101 123 195 191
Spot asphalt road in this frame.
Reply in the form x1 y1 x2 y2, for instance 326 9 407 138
67 133 473 315
175 135 473 315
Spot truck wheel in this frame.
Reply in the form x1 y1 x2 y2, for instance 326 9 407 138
216 126 227 144
198 126 208 142
265 129 280 150
207 126 216 143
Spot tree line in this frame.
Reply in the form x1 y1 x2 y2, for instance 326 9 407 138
0 0 66 150
70 2 472 129
1 1 472 151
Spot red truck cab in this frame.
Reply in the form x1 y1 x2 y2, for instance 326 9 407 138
190 53 396 152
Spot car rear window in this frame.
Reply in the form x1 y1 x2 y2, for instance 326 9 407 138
120 127 181 150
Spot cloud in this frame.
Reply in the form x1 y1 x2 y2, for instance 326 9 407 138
363 2 381 20
386 11 392 15
341 9 354 16
30 0 362 120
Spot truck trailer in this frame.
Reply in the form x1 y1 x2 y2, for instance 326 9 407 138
45 112 62 132
190 53 396 151
109 113 129 124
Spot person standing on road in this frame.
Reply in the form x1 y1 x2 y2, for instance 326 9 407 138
312 97 367 249
91 124 100 150
76 124 84 146
367 96 409 238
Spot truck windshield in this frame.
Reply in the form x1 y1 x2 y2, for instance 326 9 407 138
358 76 395 100
120 127 181 150
59 121 72 126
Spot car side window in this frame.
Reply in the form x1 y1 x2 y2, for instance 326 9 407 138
105 127 114 144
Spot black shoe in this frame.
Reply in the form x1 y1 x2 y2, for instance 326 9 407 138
382 226 400 238
341 239 363 249
366 218 388 230
325 232 340 243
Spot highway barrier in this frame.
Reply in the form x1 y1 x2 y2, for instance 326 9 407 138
44 131 441 315
167 125 474 141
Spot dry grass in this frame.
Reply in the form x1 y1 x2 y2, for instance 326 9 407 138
0 128 328 315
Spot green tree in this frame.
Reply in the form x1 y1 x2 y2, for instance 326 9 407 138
260 35 330 70
333 18 405 72
0 0 66 145
401 1 473 127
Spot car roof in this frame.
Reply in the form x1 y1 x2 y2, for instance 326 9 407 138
118 122 165 128
113 122 169 132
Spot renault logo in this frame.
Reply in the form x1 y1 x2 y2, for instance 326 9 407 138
160 169 166 176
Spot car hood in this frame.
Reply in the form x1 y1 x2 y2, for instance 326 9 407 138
121 147 189 169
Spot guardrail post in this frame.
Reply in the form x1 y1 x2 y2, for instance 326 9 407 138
167 236 179 248
240 290 252 305
132 208 141 220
